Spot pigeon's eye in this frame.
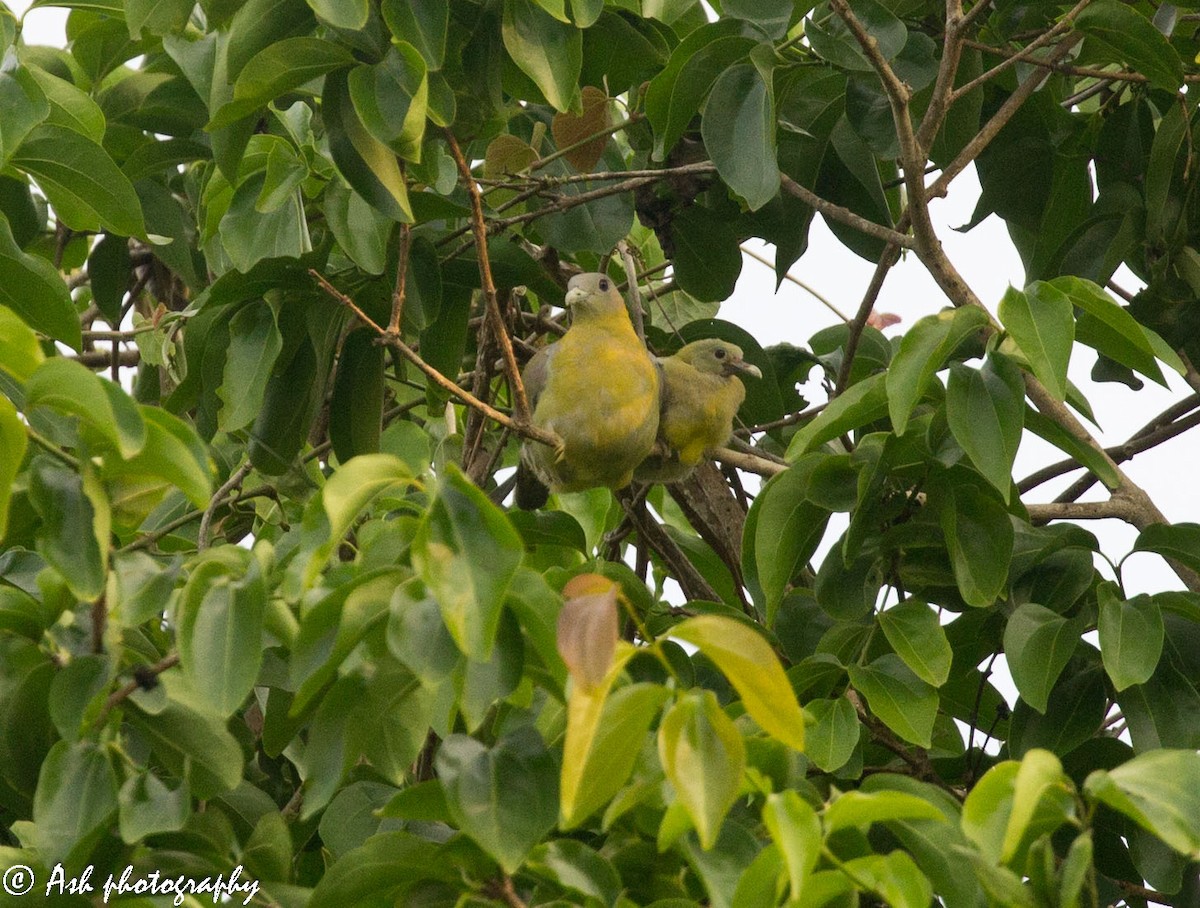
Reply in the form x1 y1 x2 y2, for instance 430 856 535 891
713 347 726 359
598 278 610 291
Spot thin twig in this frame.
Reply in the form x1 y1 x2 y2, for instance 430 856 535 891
389 222 412 336
836 246 901 395
442 129 531 425
616 240 646 342
740 244 851 322
198 461 252 551
94 653 181 728
1017 395 1200 494
712 446 787 477
310 268 560 448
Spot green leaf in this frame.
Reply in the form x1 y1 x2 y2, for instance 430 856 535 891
381 0 448 69
413 465 524 659
125 672 244 798
702 62 778 211
1133 522 1200 574
848 654 937 748
0 396 26 540
323 69 413 223
437 729 559 873
502 0 581 112
125 0 194 37
786 372 888 459
305 0 367 28
0 215 80 350
11 124 146 237
961 752 1075 867
329 328 385 462
308 831 449 905
301 454 413 586
946 352 1024 497
644 20 758 160
560 671 665 827
806 0 906 71
28 457 107 600
878 599 953 687
25 66 105 142
26 357 146 458
658 689 746 850
87 234 131 325
177 553 266 715
1075 0 1183 91
0 304 46 381
744 457 830 622
762 791 821 902
1084 750 1200 856
32 740 118 864
998 284 1073 401
1004 603 1079 713
118 771 188 842
0 64 49 171
210 37 355 129
323 180 392 274
938 481 1013 608
100 406 215 509
805 696 860 773
840 851 933 908
1050 276 1182 386
527 840 621 904
886 306 988 436
1097 584 1164 692
666 203 742 302
290 571 401 716
672 614 806 751
348 43 428 162
218 301 282 432
826 789 945 833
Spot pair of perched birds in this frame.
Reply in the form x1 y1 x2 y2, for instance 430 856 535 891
515 272 761 510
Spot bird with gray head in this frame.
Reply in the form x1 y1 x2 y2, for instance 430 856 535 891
634 338 761 483
515 272 661 509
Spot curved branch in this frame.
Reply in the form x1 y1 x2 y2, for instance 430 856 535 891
443 129 531 424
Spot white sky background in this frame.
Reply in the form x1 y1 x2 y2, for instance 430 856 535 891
11 0 1196 602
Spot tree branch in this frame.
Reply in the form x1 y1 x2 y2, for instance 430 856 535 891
443 129 531 425
779 172 916 250
310 269 560 449
1017 394 1200 494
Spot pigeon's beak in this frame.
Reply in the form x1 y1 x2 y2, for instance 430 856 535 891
725 359 762 379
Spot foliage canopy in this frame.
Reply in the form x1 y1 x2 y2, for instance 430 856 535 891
3 0 1200 905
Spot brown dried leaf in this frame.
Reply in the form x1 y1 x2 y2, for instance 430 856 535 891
550 86 611 173
557 573 619 691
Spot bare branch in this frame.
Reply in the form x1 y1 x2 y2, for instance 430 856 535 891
780 173 916 250
443 129 532 425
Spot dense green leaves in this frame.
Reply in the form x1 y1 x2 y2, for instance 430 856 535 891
1076 0 1183 91
0 2 1198 904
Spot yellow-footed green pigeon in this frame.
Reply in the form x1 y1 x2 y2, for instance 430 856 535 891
515 273 661 509
635 338 760 483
